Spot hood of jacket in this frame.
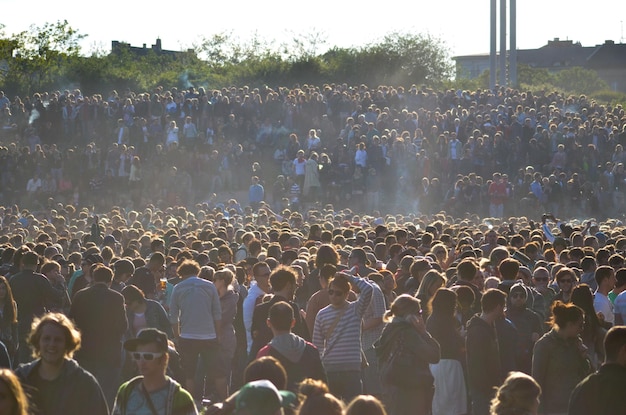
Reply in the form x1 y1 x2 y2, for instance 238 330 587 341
16 357 82 381
269 333 307 363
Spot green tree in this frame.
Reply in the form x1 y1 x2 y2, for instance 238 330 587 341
6 20 85 93
553 67 608 95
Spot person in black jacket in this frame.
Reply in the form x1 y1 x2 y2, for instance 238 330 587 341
249 266 309 360
466 288 506 415
9 251 65 365
15 312 109 415
568 325 626 415
256 301 326 392
69 264 128 407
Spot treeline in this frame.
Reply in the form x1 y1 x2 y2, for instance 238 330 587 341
1 21 624 104
0 21 452 96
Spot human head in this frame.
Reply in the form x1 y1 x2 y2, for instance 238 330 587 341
0 368 29 415
604 326 626 365
457 259 478 282
269 266 297 297
345 395 387 415
430 288 458 318
595 265 616 291
244 357 287 390
29 313 81 359
490 371 541 415
92 264 114 285
267 301 295 333
235 379 295 415
297 378 344 415
384 294 422 322
550 300 584 334
481 288 507 314
328 273 351 306
177 259 201 278
498 258 520 281
124 328 169 376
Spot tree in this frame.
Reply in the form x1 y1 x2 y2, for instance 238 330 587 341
553 67 608 95
5 20 85 93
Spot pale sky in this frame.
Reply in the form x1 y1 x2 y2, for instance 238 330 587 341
2 0 625 59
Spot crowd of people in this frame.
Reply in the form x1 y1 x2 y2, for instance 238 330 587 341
0 199 624 414
0 83 626 415
1 84 626 219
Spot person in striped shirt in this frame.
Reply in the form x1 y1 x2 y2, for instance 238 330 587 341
312 271 373 402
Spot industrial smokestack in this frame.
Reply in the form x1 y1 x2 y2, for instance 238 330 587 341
509 0 517 87
500 0 507 86
490 0 497 90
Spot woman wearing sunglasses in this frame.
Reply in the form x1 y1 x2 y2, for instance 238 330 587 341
113 328 197 415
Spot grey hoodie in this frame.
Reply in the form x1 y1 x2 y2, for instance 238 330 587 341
269 332 307 363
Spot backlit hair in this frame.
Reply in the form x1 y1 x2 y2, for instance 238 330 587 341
29 313 81 359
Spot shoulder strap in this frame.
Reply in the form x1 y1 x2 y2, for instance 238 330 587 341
325 305 348 339
140 383 160 415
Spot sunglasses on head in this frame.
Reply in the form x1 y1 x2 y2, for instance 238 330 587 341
328 289 345 296
132 352 163 361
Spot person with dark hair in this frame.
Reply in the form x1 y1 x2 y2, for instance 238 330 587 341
15 313 109 415
313 271 374 402
593 265 616 326
426 288 467 415
69 264 128 406
169 259 221 399
532 301 591 414
571 284 606 369
453 259 482 314
257 301 326 391
466 288 507 415
305 264 357 336
506 283 543 374
113 328 197 415
9 251 66 364
569 325 626 415
244 261 271 355
250 266 309 359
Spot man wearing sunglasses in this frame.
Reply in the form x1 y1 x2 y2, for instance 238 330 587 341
113 328 197 415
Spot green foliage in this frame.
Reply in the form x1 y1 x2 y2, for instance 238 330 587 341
552 67 608 95
589 89 626 106
2 25 453 95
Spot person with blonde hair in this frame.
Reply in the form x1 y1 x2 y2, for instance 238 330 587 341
0 368 29 415
15 312 109 415
490 371 541 415
415 269 447 319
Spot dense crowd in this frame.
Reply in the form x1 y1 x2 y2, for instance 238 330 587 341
0 200 625 414
1 83 626 415
1 85 626 219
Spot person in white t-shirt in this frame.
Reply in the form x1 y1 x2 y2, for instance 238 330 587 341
593 265 616 325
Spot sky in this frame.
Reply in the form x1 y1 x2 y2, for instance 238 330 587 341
2 0 626 59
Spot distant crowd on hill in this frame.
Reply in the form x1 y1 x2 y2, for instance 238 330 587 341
0 85 625 219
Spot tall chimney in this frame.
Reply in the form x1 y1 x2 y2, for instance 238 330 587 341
490 0 497 90
499 0 507 86
509 0 517 87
